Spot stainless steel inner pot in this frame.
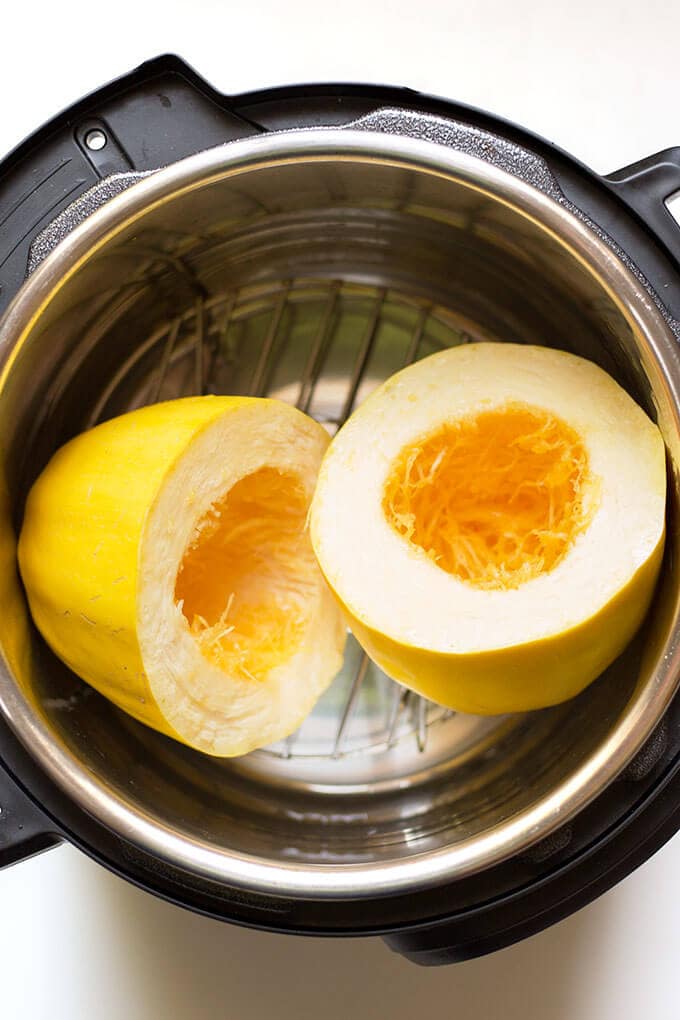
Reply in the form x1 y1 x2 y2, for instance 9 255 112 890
1 129 679 900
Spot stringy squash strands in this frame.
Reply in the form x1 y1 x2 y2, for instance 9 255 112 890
383 405 595 591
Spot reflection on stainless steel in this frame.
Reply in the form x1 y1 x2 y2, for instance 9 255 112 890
0 128 679 900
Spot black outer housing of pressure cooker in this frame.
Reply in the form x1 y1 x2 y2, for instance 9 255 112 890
2 55 680 966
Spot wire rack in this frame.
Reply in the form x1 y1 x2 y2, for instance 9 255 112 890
93 277 485 760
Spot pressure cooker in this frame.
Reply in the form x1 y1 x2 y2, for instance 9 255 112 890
2 55 680 966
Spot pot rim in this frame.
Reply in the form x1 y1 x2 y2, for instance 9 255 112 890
1 127 679 899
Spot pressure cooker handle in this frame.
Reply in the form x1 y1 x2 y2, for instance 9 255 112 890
605 149 680 268
0 55 262 316
0 754 61 869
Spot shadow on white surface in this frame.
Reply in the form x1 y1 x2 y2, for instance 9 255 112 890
93 849 607 1020
3 836 680 1019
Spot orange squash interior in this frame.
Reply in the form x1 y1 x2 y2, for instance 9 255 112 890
383 403 595 590
175 467 317 680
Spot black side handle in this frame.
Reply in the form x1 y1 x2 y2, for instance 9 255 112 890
605 149 680 270
0 757 61 869
0 54 262 316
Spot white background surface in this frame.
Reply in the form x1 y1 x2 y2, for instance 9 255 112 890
2 2 680 1017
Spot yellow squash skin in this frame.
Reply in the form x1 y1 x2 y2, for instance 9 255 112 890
18 396 266 740
332 536 664 715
